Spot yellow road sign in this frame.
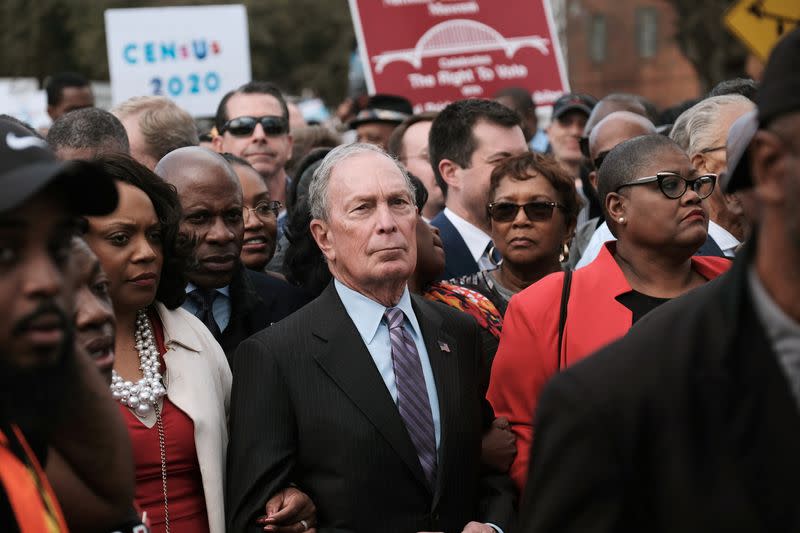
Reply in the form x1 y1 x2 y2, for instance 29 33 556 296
724 0 800 61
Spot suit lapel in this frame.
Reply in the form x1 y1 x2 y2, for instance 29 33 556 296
413 296 457 508
312 285 431 493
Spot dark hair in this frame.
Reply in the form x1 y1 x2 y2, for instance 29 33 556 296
429 99 520 196
408 172 428 210
488 152 581 229
708 78 758 101
214 81 289 133
657 99 701 128
287 147 332 215
46 107 130 155
386 111 438 160
597 134 684 218
282 195 331 298
45 72 90 107
93 153 189 309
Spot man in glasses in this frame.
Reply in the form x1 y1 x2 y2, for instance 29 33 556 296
155 147 309 362
213 81 293 214
670 94 756 257
518 29 800 532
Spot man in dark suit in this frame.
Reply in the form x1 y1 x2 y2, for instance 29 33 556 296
155 147 309 360
519 30 800 532
429 99 529 280
227 143 515 532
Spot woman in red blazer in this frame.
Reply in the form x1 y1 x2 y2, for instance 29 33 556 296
487 135 732 492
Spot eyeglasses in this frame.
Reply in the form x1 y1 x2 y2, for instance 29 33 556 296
616 172 717 199
243 200 282 220
487 201 566 223
220 115 289 137
593 150 610 171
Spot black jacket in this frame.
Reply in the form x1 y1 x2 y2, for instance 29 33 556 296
519 242 800 532
218 267 311 362
226 283 516 532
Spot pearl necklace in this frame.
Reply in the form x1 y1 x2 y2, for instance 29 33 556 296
110 309 167 416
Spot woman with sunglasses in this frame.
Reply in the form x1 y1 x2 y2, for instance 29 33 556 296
451 152 581 317
488 135 731 493
82 154 315 533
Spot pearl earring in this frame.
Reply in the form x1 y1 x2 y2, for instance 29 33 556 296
618 217 625 223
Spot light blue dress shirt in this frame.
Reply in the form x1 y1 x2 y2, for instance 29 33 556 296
334 279 441 449
183 283 232 332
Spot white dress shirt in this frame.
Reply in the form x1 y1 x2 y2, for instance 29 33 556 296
444 207 492 264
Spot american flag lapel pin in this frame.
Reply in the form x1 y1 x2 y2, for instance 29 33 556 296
438 340 450 353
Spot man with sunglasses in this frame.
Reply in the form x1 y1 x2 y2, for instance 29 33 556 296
213 81 293 216
518 28 800 533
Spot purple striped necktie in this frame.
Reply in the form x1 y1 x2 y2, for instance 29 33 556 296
384 306 438 487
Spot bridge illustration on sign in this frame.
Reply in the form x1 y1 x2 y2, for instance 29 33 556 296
371 19 550 74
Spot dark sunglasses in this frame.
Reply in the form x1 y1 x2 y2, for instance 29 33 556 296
593 150 610 171
487 201 566 223
221 115 289 137
616 172 717 200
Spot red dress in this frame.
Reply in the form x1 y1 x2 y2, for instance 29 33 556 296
121 310 210 533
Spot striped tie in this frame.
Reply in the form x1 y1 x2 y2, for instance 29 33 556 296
384 307 437 487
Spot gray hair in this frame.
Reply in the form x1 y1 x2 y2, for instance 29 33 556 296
308 142 415 221
669 94 754 155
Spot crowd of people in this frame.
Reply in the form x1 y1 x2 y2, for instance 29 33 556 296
1 26 799 533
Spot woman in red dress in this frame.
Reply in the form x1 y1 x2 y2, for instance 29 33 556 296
83 154 316 533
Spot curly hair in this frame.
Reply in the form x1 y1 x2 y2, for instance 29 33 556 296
488 152 582 231
93 153 189 309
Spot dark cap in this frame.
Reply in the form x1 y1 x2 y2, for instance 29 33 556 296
723 110 758 193
0 118 117 215
756 28 800 126
350 94 413 128
552 93 597 120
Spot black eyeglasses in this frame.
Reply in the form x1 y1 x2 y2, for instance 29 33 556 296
593 150 610 171
243 200 282 220
487 201 566 223
616 172 717 200
221 115 289 137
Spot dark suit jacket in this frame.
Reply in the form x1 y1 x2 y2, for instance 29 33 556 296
226 283 516 533
218 267 311 361
519 242 800 532
431 211 480 280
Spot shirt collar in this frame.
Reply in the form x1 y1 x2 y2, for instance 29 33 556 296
185 282 230 298
443 208 492 263
748 265 800 342
334 279 421 345
707 220 741 256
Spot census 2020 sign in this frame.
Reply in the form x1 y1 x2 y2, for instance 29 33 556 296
349 0 569 111
105 5 251 117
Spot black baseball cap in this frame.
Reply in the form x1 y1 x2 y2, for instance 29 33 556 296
552 93 597 120
756 28 800 127
0 118 118 215
723 110 758 193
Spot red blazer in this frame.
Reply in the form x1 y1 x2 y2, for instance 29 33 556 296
487 243 731 492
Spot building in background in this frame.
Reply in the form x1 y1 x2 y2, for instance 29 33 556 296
562 0 701 108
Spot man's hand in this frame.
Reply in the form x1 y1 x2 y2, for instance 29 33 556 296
481 417 517 472
256 486 317 532
462 522 495 533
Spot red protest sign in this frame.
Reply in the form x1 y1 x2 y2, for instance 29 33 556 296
348 0 569 112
